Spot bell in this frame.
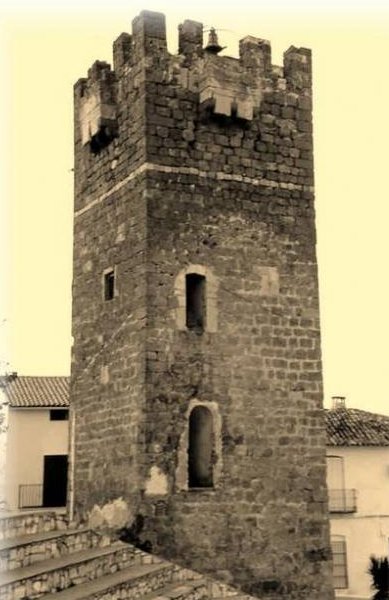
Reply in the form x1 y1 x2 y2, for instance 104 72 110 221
204 28 223 54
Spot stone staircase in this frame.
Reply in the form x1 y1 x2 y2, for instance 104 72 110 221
0 511 254 600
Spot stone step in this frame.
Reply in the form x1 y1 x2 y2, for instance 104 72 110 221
0 540 155 600
0 527 110 572
207 580 257 599
129 578 209 600
0 510 68 541
37 571 208 600
211 596 255 599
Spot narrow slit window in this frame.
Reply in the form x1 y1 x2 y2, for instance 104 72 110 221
104 269 115 301
186 274 206 332
188 406 214 488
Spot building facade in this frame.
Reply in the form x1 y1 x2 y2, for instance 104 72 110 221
70 11 333 599
326 402 389 599
2 375 69 511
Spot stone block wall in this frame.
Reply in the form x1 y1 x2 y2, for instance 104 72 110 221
0 512 67 542
71 174 147 514
141 174 330 597
0 529 108 571
71 10 333 600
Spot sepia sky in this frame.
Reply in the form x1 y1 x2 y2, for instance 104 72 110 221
1 0 389 414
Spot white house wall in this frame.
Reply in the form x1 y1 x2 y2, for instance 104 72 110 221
0 387 9 505
327 446 389 599
5 408 69 510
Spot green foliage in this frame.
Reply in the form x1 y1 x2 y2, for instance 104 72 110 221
369 556 389 600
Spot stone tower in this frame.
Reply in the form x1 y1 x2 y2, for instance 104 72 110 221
71 11 333 599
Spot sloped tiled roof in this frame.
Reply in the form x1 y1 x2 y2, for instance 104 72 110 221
0 375 70 408
325 407 389 447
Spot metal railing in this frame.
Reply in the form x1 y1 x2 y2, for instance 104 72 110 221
18 484 43 509
328 488 357 513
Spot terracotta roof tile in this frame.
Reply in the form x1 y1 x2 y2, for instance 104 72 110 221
0 375 69 408
325 407 389 447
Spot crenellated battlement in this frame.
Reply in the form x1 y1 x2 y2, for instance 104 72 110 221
75 10 312 155
197 46 265 121
178 20 203 58
75 61 117 153
284 46 312 91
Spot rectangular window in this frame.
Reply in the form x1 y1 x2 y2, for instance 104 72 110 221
332 538 348 589
327 455 345 490
50 409 69 421
104 269 115 301
186 274 206 332
327 455 356 512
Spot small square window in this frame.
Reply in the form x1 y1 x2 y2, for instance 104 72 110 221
104 269 115 301
50 409 69 421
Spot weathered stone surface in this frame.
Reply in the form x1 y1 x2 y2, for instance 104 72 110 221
0 512 68 542
0 543 142 600
71 10 333 600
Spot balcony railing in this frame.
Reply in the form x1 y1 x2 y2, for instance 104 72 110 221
18 484 43 509
328 488 357 513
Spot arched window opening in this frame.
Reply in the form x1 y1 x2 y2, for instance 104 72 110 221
188 406 214 488
186 274 206 332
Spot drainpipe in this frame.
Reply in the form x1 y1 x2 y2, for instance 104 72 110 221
68 406 76 523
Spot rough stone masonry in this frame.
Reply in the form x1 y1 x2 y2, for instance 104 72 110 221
70 10 334 600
